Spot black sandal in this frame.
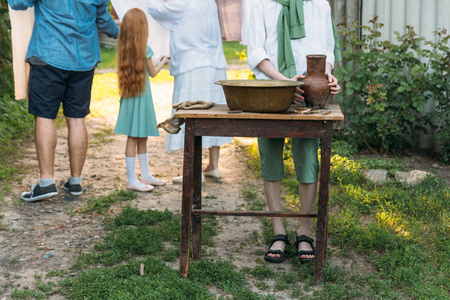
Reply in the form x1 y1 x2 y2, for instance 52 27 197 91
295 235 315 264
264 234 291 263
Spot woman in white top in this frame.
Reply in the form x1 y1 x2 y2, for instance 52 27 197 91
247 0 341 264
148 0 232 181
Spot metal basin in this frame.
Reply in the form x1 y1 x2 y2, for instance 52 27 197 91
215 80 302 113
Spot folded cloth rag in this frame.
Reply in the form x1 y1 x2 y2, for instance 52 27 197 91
157 116 185 134
172 100 214 110
157 101 214 134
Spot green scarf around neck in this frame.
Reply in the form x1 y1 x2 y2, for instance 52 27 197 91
273 0 342 78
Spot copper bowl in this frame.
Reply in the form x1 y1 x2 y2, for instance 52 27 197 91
215 80 302 113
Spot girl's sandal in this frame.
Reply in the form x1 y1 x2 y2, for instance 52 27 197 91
264 234 291 263
295 235 315 264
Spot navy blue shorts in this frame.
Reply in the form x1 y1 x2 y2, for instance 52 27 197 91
28 64 95 119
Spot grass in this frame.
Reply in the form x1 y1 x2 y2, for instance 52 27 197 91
3 51 449 298
0 98 34 183
98 41 247 70
0 96 34 226
222 41 247 65
81 189 138 213
240 140 450 299
7 139 450 298
61 205 272 299
97 47 117 70
90 127 115 146
11 280 57 300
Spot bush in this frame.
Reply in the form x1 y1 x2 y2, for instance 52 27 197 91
336 18 449 163
0 1 13 96
423 29 450 163
0 7 34 183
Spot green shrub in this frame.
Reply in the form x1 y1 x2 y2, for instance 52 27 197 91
422 29 450 164
336 18 449 163
0 97 34 183
0 6 34 185
331 140 358 157
0 3 13 96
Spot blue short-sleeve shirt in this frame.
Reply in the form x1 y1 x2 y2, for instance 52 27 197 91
8 0 120 71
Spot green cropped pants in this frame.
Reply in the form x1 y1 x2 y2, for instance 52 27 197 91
257 137 319 183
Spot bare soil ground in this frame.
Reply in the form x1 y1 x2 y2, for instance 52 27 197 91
1 81 449 299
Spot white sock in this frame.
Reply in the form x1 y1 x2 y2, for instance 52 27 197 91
138 153 156 181
125 156 141 186
69 176 82 185
39 178 55 187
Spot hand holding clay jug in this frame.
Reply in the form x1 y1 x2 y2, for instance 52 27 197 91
302 55 330 108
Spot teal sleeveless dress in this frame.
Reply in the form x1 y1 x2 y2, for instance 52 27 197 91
114 46 159 138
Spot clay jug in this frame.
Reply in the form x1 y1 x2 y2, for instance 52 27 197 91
302 55 330 108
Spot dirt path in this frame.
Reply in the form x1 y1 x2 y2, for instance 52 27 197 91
0 82 285 299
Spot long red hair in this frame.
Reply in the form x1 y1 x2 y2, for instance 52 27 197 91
117 8 148 98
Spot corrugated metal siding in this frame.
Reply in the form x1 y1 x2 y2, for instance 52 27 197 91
362 0 450 43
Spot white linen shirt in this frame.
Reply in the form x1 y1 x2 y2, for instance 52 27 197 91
148 0 227 76
247 0 335 79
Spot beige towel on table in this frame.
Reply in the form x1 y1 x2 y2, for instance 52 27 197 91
157 101 214 134
8 5 34 100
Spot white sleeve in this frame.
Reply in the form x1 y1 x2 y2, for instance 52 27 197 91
147 0 188 30
246 0 269 70
324 5 335 68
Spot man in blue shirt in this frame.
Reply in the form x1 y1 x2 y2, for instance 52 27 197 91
9 0 119 202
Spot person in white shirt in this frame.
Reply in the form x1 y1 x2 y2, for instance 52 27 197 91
247 0 341 264
148 0 232 182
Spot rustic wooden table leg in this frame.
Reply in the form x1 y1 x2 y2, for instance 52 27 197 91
179 119 196 277
192 134 203 260
314 122 333 281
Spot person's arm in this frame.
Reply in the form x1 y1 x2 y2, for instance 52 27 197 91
8 0 35 10
257 60 290 81
325 62 340 95
247 0 303 103
148 0 188 30
246 0 269 74
146 56 170 78
323 5 340 95
96 0 120 39
257 59 305 103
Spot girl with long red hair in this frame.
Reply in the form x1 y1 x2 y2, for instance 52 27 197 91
114 8 170 192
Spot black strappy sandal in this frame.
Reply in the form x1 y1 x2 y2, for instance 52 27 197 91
295 235 315 264
264 234 291 263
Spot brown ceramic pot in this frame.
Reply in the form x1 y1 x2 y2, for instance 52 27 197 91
302 55 330 108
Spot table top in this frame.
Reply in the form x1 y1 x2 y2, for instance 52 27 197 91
174 104 344 121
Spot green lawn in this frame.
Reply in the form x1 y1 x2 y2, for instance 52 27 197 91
8 138 448 299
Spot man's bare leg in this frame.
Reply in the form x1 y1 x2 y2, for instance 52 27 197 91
20 116 58 201
35 116 57 178
66 117 88 178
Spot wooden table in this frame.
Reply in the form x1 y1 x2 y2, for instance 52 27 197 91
174 104 344 281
